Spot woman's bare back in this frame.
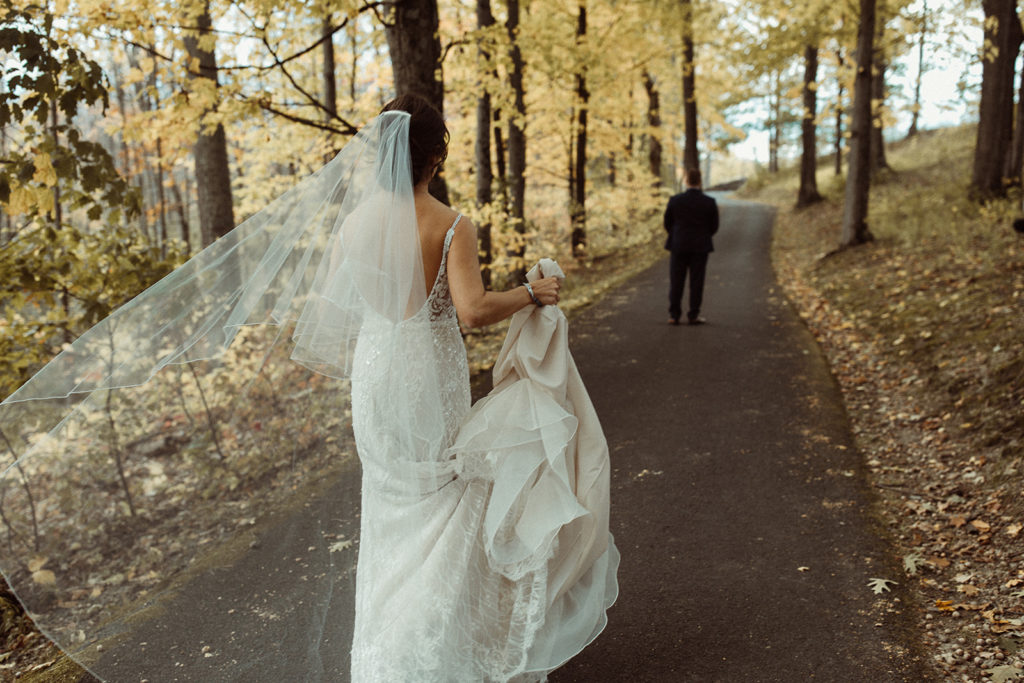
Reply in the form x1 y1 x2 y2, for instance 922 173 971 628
415 193 461 295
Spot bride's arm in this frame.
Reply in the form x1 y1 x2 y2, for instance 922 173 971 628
447 218 560 329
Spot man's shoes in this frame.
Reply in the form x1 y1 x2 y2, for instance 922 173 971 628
668 318 680 326
687 317 707 325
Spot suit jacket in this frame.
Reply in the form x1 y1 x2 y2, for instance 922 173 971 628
663 188 719 253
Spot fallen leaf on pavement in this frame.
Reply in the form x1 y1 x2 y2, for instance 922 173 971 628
868 577 897 594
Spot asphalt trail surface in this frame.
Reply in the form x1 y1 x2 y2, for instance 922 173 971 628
550 197 926 682
83 197 926 683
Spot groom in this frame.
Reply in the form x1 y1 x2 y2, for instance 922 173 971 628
664 168 719 325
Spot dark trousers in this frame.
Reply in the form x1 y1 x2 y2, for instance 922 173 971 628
668 251 709 321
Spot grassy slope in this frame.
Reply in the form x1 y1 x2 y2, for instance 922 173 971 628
742 126 1024 680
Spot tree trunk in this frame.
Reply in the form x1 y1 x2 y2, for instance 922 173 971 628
869 19 889 174
49 98 62 231
907 0 927 138
835 48 844 176
506 0 527 281
111 60 132 191
123 47 152 240
568 108 575 235
171 179 191 254
184 2 235 246
1005 65 1024 185
348 24 359 103
476 0 495 287
493 107 508 205
571 1 588 257
0 118 8 242
322 17 338 121
768 70 780 173
971 0 1023 199
797 45 823 208
642 70 663 185
840 0 876 247
680 0 699 172
0 75 7 242
156 136 168 255
140 51 168 253
384 0 449 204
51 96 71 344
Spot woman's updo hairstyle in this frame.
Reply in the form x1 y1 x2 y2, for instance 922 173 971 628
381 94 449 184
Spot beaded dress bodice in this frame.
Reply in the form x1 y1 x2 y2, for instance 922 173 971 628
350 216 470 495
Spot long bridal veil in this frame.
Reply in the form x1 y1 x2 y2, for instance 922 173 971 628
0 112 426 681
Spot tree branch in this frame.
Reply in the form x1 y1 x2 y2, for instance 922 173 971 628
250 97 359 136
440 38 472 64
226 4 384 71
236 4 360 132
102 4 384 73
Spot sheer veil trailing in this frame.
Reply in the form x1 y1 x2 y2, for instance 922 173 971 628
0 112 423 680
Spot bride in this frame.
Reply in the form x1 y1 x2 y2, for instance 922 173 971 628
350 95 616 681
0 92 615 682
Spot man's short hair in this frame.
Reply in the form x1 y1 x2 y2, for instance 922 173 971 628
685 168 702 187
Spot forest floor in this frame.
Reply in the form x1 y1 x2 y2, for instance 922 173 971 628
740 126 1024 682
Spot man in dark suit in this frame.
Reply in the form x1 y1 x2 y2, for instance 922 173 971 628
664 168 719 325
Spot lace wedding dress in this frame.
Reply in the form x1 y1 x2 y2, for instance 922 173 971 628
350 222 617 682
0 110 612 682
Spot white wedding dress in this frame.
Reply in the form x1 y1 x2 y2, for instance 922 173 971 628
350 220 618 682
0 111 612 683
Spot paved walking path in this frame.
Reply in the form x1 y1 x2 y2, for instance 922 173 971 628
82 197 926 683
551 197 926 682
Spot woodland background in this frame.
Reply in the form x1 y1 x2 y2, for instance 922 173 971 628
2 0 1024 679
0 0 1005 401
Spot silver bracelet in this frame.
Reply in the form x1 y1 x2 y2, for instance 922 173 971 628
524 282 543 306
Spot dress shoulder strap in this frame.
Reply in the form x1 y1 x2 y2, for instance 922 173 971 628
442 214 462 256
